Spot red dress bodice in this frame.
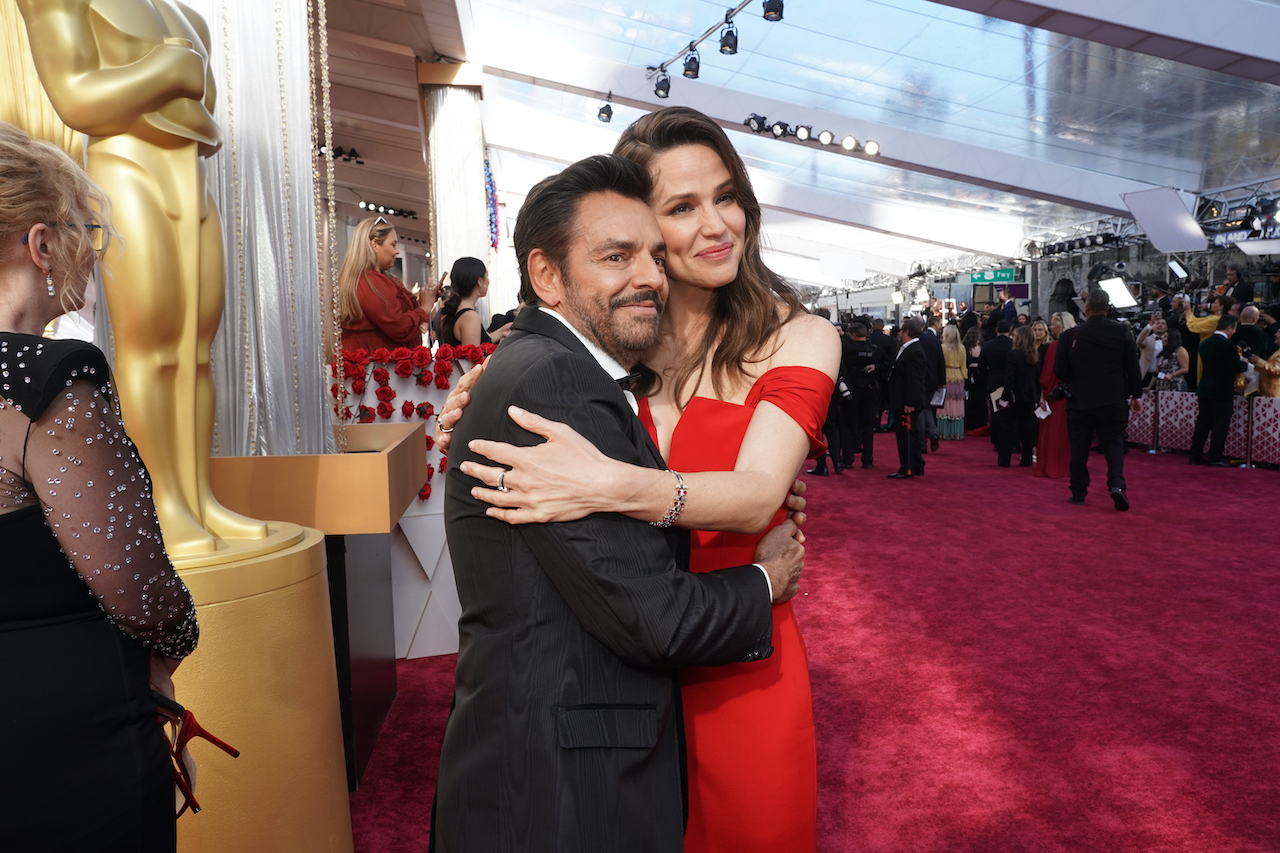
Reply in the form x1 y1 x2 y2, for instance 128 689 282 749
638 365 830 853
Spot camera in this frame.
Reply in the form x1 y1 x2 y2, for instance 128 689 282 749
1048 384 1073 401
1240 345 1254 360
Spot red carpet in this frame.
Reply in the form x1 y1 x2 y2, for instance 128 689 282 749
351 435 1280 852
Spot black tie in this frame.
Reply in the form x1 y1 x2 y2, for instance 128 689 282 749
617 372 642 393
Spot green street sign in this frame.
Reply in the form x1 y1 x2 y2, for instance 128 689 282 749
970 268 1016 284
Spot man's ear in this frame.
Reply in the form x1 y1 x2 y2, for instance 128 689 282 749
527 249 564 308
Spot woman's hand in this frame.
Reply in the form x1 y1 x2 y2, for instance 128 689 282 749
149 652 181 704
460 406 629 524
417 278 442 309
435 361 485 453
784 478 807 535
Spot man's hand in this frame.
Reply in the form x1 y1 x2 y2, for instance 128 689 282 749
752 519 804 604
435 361 485 453
903 405 915 414
1131 398 1144 414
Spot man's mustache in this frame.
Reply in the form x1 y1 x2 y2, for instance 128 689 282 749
610 291 664 313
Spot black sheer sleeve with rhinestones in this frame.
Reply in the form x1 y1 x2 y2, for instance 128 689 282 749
24 380 199 659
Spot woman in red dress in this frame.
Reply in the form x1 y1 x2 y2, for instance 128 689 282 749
1035 312 1076 478
447 108 839 851
338 216 436 353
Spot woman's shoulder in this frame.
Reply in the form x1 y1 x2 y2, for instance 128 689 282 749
0 334 111 419
766 311 841 377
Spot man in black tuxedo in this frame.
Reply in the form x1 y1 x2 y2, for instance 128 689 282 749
1190 313 1245 466
434 155 803 853
1053 289 1144 510
919 314 947 452
977 320 1013 451
869 318 898 431
886 318 927 479
1223 264 1254 306
843 321 889 468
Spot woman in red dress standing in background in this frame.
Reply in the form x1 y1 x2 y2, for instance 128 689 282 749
1035 312 1076 478
446 107 839 851
338 216 437 352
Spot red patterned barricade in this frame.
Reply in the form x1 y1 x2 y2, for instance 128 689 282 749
1156 391 1198 451
1127 390 1156 446
1225 396 1251 461
1251 396 1280 465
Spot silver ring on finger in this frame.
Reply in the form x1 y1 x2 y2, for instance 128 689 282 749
439 424 454 434
497 470 509 492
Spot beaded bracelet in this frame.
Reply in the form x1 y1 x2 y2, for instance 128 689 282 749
650 470 687 529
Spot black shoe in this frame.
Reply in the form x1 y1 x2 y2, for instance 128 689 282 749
887 471 914 480
1189 457 1206 465
806 468 829 476
931 438 940 452
861 462 874 469
1209 460 1234 468
1019 459 1034 467
997 461 1011 468
1068 495 1086 505
1110 488 1129 511
834 463 845 474
913 469 924 477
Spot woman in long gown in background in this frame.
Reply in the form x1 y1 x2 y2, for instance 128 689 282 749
443 107 839 852
1035 312 1075 479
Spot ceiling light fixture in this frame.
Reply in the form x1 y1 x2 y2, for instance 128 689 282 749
817 129 834 145
794 125 812 141
763 0 784 22
746 113 768 133
771 121 789 138
862 140 881 157
840 135 857 151
598 91 613 123
719 18 738 54
683 44 700 79
654 71 671 99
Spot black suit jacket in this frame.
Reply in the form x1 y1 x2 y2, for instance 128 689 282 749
1053 315 1143 410
1002 349 1040 404
887 339 927 411
1196 333 1245 401
919 328 946 396
436 307 773 853
976 335 1012 391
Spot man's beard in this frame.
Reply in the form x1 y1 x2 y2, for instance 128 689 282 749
560 268 664 366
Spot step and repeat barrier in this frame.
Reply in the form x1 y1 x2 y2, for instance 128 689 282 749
1129 390 1278 465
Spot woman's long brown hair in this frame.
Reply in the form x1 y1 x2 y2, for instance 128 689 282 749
613 107 805 406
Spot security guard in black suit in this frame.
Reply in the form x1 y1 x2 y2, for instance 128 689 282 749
843 322 889 468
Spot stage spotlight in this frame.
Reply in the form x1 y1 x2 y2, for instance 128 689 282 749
346 148 363 164
358 201 367 209
771 121 789 138
841 135 857 151
817 129 835 145
654 71 671 99
387 209 396 216
683 45 700 79
763 0 783 22
1025 241 1042 259
598 91 613 123
720 20 739 54
332 146 346 159
746 114 768 133
794 125 812 141
377 206 386 213
862 140 880 156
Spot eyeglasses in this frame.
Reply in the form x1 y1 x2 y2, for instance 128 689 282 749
21 223 105 252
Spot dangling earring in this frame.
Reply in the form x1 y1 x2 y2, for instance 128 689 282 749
46 269 55 298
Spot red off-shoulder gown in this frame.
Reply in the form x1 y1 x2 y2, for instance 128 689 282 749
638 365 831 853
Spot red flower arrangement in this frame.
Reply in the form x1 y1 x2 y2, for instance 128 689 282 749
371 347 391 363
357 405 375 424
424 435 434 451
401 399 416 418
372 367 391 386
330 344 494 423
438 455 448 473
376 401 395 420
418 482 432 501
375 386 396 403
395 359 414 378
416 402 434 420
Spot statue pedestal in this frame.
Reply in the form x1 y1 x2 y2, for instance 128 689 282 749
174 526 352 853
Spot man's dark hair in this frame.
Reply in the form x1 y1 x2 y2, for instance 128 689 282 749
1228 263 1247 279
872 318 885 330
1085 289 1111 314
1216 314 1238 332
514 154 653 306
850 322 868 337
901 318 923 338
996 319 1011 334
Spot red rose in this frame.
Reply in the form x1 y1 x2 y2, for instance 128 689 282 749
371 347 391 363
353 350 372 366
372 367 390 386
435 344 455 362
433 357 452 376
391 346 412 361
438 456 448 473
375 386 396 403
424 435 435 451
425 465 434 481
416 402 435 420
340 349 356 361
344 360 362 379
415 372 431 387
434 373 451 390
411 346 432 368
376 401 395 419
481 343 497 356
418 482 432 501
341 406 352 421
357 405 376 424
351 378 366 395
330 359 339 379
395 359 414 378
401 399 415 418
330 383 341 399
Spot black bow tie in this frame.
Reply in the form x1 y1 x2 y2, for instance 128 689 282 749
617 372 642 393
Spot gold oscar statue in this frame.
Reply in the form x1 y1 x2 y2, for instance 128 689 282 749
18 0 274 562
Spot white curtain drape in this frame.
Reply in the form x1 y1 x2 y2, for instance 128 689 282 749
424 85 495 318
189 0 330 457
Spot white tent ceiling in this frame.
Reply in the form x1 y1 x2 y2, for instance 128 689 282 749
322 0 1280 285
